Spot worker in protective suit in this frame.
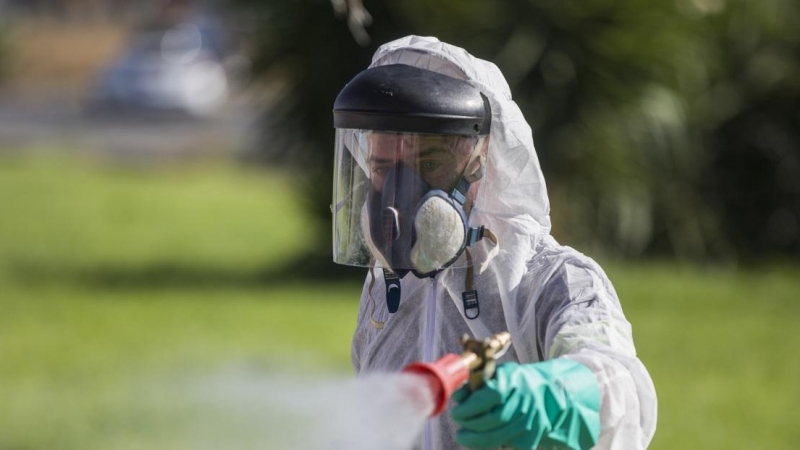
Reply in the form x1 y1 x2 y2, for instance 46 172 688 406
332 35 657 450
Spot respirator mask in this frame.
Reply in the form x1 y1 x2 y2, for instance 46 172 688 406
363 132 488 278
332 64 494 279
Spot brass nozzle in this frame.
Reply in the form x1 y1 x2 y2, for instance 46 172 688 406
459 331 512 391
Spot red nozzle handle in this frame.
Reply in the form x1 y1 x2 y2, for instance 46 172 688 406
402 353 469 417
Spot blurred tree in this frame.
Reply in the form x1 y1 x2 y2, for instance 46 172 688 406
0 9 12 85
230 0 800 263
230 0 407 257
695 0 800 260
0 29 7 83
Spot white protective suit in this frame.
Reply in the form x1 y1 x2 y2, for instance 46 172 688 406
350 36 658 450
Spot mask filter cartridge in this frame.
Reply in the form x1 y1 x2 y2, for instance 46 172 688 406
410 195 466 275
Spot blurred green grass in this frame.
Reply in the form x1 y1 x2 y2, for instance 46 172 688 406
1 154 798 449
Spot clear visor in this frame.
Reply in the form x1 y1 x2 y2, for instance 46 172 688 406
332 129 485 274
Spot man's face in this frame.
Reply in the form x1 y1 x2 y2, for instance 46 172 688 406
366 133 476 192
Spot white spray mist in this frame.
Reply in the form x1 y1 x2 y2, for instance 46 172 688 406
182 368 435 450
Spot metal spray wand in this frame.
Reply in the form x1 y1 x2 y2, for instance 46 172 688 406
402 331 512 416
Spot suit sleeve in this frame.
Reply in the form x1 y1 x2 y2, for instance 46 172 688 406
535 258 658 449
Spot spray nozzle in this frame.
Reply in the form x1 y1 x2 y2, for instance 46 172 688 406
459 331 511 391
401 331 512 417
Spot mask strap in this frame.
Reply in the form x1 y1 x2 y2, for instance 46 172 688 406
479 228 500 274
451 161 489 250
460 229 499 320
464 153 485 183
367 263 385 329
462 249 480 320
465 249 474 291
450 136 485 204
451 177 489 251
382 268 401 313
450 177 472 206
451 137 484 204
463 136 486 182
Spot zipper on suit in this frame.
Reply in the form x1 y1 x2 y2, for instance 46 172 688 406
422 274 439 450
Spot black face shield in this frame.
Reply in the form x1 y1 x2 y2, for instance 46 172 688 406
333 64 491 137
331 64 491 277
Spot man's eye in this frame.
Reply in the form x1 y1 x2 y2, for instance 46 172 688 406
372 166 389 176
420 161 441 172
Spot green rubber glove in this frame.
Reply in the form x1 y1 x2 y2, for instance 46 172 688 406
450 359 601 450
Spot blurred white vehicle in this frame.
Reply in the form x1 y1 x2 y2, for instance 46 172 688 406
88 23 229 118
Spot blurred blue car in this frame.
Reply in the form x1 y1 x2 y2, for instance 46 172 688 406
88 22 229 118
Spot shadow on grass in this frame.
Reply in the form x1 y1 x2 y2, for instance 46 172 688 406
11 253 366 290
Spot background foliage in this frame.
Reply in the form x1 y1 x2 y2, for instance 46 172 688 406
1 2 799 449
0 24 9 83
232 0 800 262
1 155 798 449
